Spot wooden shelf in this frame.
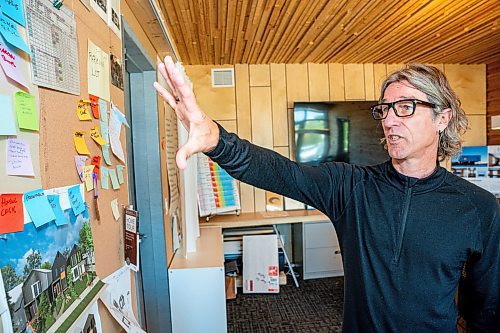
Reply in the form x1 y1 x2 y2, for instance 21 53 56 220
201 209 329 228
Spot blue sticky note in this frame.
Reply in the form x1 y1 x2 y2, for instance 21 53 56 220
101 166 109 189
47 195 68 226
109 168 120 190
0 0 25 26
0 12 30 54
0 94 16 135
116 165 125 184
68 185 85 216
23 189 56 228
99 99 108 122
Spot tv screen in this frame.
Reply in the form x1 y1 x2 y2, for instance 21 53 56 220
293 102 389 166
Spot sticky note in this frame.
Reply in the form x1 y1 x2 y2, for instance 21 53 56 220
47 195 68 226
77 99 92 121
6 138 34 176
116 165 125 184
90 126 108 146
68 184 86 216
89 94 100 119
74 131 91 155
0 0 25 26
0 94 16 135
74 155 87 181
101 166 109 189
83 165 94 191
0 37 28 87
111 198 120 220
109 168 120 190
102 144 112 165
0 193 24 233
90 155 101 179
14 91 38 131
23 189 55 228
0 12 30 54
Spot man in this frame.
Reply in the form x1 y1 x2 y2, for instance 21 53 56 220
154 58 499 332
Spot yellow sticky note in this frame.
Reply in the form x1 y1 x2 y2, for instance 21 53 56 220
74 131 91 155
77 100 92 121
111 198 120 220
90 126 108 146
83 165 94 191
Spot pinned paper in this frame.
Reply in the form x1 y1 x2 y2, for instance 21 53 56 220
116 164 125 184
91 155 101 179
0 0 26 26
77 99 92 120
74 155 87 181
111 198 120 220
68 184 86 216
0 94 16 135
109 168 120 190
0 36 28 87
111 103 129 127
47 195 68 226
88 39 110 101
15 91 38 131
83 165 94 191
74 131 91 155
90 126 108 146
0 193 24 233
0 12 30 54
109 105 125 162
101 166 109 189
102 144 112 165
99 99 109 141
6 138 34 176
23 189 55 228
89 94 100 118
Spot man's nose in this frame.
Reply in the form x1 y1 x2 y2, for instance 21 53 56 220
382 106 399 125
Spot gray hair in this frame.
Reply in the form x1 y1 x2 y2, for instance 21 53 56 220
379 64 468 161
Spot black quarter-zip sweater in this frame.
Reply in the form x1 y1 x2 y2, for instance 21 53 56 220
207 125 499 332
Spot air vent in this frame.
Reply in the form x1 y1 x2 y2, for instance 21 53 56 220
211 68 234 87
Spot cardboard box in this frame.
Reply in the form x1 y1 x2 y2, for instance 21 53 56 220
242 234 279 293
225 276 237 299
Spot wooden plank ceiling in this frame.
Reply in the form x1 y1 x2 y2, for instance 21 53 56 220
156 0 499 65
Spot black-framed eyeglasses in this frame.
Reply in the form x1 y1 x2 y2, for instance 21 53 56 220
370 99 436 120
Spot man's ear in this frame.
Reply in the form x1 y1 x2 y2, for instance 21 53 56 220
437 108 452 132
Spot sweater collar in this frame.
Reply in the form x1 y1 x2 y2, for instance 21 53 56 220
383 160 447 193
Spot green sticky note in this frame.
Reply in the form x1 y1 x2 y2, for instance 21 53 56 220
101 166 109 190
109 168 120 190
14 91 38 131
116 165 125 184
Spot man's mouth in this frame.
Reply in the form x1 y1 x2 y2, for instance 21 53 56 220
387 135 402 142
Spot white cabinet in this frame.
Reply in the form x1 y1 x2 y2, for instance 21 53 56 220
302 221 343 279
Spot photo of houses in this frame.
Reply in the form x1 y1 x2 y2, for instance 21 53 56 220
0 208 96 333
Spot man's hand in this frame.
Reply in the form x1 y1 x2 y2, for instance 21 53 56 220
154 56 220 169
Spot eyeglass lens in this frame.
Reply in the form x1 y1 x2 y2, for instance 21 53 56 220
372 100 415 119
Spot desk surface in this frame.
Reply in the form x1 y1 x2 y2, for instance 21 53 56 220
202 209 329 228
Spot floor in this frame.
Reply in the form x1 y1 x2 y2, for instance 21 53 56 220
226 276 344 333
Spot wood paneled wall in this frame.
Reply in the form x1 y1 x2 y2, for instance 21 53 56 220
487 59 500 145
186 63 486 213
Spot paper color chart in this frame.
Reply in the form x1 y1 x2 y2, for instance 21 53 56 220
197 154 241 217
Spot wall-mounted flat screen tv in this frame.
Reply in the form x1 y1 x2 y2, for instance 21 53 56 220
293 102 389 166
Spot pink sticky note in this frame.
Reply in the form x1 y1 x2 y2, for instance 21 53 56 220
0 36 28 88
74 155 88 181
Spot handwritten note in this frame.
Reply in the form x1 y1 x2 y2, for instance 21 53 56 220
116 164 125 184
0 37 28 87
90 126 108 146
101 166 109 189
77 99 92 121
89 94 100 118
74 131 91 155
83 165 94 191
0 94 16 135
6 138 34 176
109 168 120 190
23 189 55 228
0 0 25 26
0 12 30 54
74 155 87 181
111 198 120 220
109 105 125 162
0 193 24 233
68 184 85 216
47 195 68 226
102 144 112 165
15 91 38 131
87 39 110 101
91 155 101 179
